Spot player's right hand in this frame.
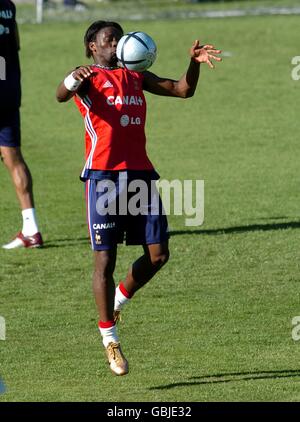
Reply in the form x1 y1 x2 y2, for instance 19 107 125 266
73 66 94 82
190 40 222 69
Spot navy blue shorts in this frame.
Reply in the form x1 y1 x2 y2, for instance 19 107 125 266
0 109 21 147
85 171 169 250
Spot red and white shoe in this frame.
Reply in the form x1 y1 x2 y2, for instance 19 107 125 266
2 232 43 249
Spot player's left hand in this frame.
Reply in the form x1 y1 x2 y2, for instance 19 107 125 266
190 40 222 68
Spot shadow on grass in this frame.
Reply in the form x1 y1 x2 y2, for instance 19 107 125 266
33 220 300 248
149 369 300 390
43 237 89 249
170 221 300 237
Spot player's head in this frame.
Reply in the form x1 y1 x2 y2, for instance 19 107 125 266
84 21 124 65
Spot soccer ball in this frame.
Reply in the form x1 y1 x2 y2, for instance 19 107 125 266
116 32 157 72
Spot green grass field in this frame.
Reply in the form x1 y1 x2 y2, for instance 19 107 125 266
15 0 300 24
1 13 300 402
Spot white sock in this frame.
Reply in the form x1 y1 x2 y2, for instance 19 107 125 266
114 284 131 311
99 324 119 348
22 208 39 236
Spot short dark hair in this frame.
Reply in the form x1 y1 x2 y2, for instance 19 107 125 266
84 21 124 58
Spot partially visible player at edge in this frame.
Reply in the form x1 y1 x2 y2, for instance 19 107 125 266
56 20 221 376
0 0 43 249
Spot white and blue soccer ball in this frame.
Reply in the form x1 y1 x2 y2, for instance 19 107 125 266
116 31 157 72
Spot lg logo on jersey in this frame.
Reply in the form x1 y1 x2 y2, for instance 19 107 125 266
120 114 141 127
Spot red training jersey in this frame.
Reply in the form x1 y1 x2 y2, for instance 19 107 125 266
74 66 154 179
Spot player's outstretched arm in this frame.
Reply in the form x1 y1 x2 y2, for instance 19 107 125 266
143 40 221 98
56 66 94 102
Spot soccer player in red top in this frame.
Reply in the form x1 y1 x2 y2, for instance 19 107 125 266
56 21 221 376
0 0 43 249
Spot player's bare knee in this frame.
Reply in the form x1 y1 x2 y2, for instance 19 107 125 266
0 147 24 169
0 150 10 167
94 251 116 280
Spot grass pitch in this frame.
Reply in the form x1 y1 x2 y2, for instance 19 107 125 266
1 15 300 402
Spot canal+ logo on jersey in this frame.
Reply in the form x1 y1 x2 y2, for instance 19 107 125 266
106 95 143 107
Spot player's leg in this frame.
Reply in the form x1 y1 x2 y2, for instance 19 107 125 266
114 176 169 313
114 241 169 313
0 109 42 249
87 178 128 375
1 147 42 248
114 242 169 312
0 146 34 210
93 248 117 323
125 241 169 294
